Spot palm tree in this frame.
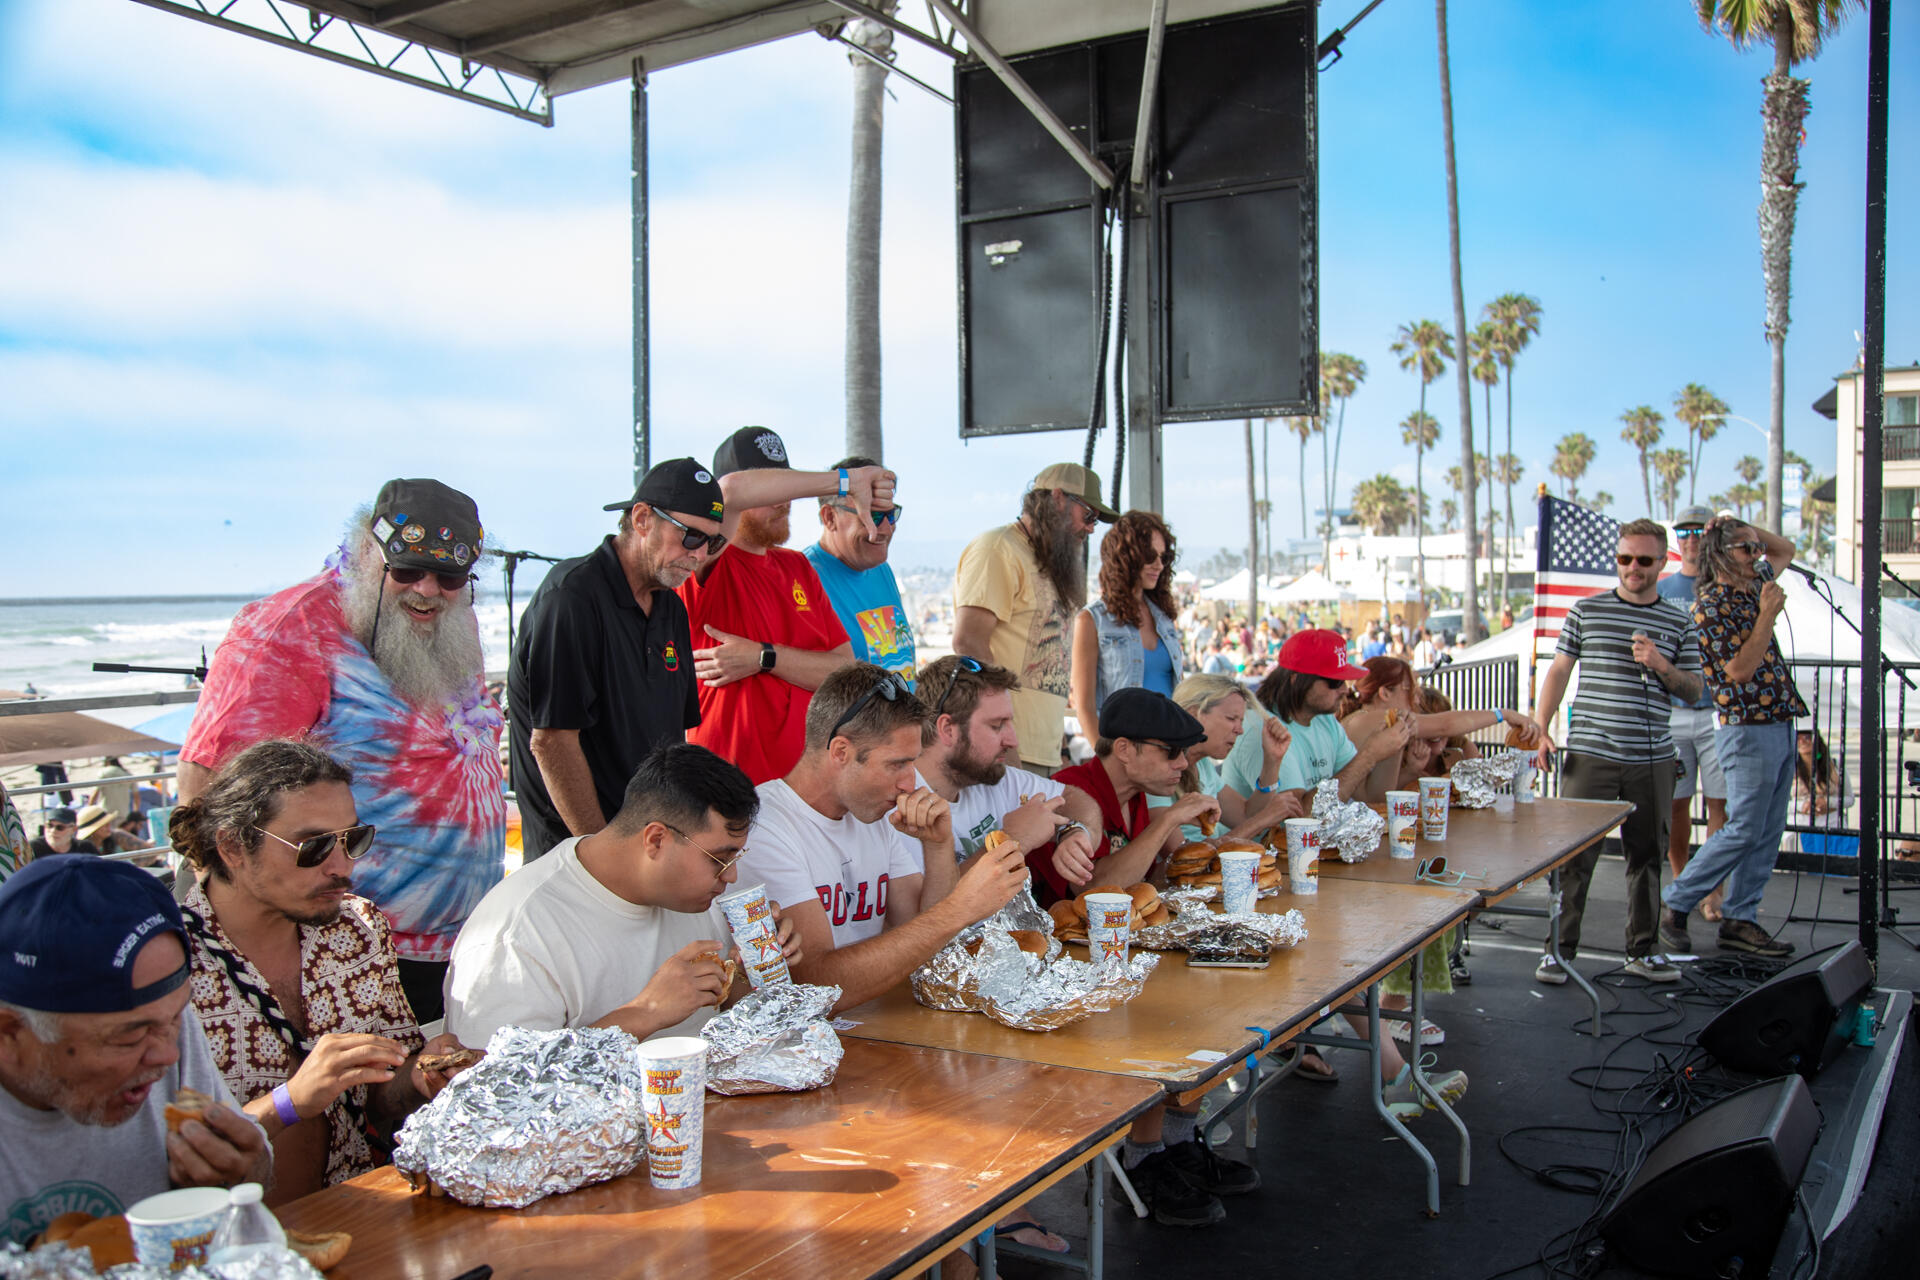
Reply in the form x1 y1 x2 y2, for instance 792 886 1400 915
1352 475 1414 536
1261 418 1274 574
1590 491 1615 514
1400 409 1442 585
1619 406 1665 517
1494 452 1525 585
1441 497 1460 530
1653 447 1691 520
1800 471 1834 564
1287 415 1321 541
1245 419 1260 621
1732 455 1764 520
1672 382 1730 503
1435 0 1479 640
1484 293 1542 608
842 4 896 458
1552 432 1596 500
1390 320 1453 602
1469 320 1501 612
1320 352 1368 569
1696 0 1863 528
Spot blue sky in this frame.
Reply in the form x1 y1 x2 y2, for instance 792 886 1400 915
1 0 1912 597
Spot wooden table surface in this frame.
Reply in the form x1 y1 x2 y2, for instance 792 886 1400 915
839 877 1475 1093
276 1040 1161 1280
1319 798 1636 905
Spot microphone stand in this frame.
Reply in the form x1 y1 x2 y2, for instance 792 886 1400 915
1790 564 1915 690
94 646 210 683
498 550 562 660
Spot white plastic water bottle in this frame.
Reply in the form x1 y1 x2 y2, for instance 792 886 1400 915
207 1182 286 1263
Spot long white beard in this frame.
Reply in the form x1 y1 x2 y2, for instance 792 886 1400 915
341 565 485 708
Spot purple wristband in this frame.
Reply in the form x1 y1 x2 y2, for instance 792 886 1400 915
271 1083 300 1126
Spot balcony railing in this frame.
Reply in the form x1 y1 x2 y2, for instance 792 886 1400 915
1887 519 1920 555
1886 427 1920 461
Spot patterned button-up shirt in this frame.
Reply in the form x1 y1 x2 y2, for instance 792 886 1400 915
183 882 423 1186
1693 580 1808 726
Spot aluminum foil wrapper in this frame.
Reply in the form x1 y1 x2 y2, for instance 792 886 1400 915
912 925 1156 1031
0 1244 321 1280
1133 894 1307 952
1311 779 1388 862
702 982 844 1096
1450 753 1521 808
393 1025 647 1208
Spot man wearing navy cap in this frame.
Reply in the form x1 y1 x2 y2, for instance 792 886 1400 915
510 458 728 861
0 856 269 1246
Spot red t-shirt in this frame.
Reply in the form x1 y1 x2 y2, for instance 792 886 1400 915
1029 757 1151 904
679 546 850 784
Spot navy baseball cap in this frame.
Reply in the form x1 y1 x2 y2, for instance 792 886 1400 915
0 856 190 1014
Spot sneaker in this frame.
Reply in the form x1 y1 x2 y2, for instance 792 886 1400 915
1163 1139 1260 1196
1388 1016 1445 1046
1382 1061 1468 1119
1659 907 1693 953
1717 919 1795 959
1129 1149 1226 1227
1535 955 1569 985
1450 955 1473 985
1623 954 1683 983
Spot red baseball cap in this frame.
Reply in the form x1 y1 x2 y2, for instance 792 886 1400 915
1277 629 1368 681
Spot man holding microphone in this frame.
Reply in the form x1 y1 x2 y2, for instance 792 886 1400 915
1658 518 1806 959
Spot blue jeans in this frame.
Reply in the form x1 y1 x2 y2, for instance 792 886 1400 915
1662 721 1795 923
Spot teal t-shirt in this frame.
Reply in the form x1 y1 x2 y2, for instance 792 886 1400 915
802 544 917 687
1221 708 1355 797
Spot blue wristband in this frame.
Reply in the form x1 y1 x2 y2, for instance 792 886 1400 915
1255 781 1279 794
271 1083 301 1126
837 467 850 498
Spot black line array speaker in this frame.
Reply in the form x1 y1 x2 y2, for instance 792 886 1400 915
1599 1075 1818 1278
1700 941 1873 1078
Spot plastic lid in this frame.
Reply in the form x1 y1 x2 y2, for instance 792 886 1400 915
227 1183 264 1207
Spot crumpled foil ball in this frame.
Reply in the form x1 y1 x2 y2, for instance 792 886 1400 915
1311 778 1388 862
393 1025 648 1208
702 982 844 1095
0 1242 321 1280
1118 889 1306 953
1450 752 1522 808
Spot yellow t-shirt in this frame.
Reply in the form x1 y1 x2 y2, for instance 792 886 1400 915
954 523 1072 768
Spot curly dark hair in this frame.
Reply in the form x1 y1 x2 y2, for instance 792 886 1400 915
1097 510 1178 628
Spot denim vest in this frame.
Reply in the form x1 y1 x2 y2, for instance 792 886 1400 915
1086 598 1185 711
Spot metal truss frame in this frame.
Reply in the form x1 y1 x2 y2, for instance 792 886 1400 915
125 0 554 126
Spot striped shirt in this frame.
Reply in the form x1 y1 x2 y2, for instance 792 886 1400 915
1555 590 1701 763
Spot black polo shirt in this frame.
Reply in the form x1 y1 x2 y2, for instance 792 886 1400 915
508 536 699 859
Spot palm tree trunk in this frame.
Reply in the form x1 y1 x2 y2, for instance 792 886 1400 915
1329 398 1349 567
1297 433 1309 543
1264 418 1275 570
1502 373 1514 609
1639 448 1653 516
1436 0 1477 637
1758 15 1806 533
1415 387 1428 605
843 17 891 459
1687 426 1699 504
1245 418 1260 624
1320 422 1333 570
1483 377 1496 624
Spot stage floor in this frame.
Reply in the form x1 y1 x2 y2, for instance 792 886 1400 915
1001 857 1920 1279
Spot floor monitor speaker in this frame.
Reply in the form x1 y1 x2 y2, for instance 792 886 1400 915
1699 940 1873 1077
1599 1075 1817 1278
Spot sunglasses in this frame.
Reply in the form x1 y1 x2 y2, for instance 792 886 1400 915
664 824 745 876
1675 528 1703 540
654 508 729 554
833 501 903 527
1616 555 1660 568
1415 854 1485 887
254 823 377 867
932 656 984 718
831 671 914 740
1320 676 1348 690
1732 541 1765 555
387 566 474 592
1064 493 1100 523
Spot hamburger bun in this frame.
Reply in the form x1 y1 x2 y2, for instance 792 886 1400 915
164 1087 214 1134
1008 929 1050 956
1048 900 1086 935
1174 870 1223 888
1384 708 1399 727
416 1048 479 1074
1213 838 1265 854
35 1213 96 1247
1198 814 1218 837
1505 722 1537 748
982 829 1012 851
35 1215 134 1270
287 1229 352 1271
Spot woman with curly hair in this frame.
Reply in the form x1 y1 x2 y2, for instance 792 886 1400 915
1069 510 1186 741
1335 656 1540 803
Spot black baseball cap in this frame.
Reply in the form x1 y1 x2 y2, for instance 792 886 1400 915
603 457 727 523
44 806 77 826
371 478 485 574
1098 688 1206 752
0 855 191 1014
712 426 792 478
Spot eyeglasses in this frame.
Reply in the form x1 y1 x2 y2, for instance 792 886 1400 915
1140 740 1186 760
831 671 914 741
254 824 377 867
664 824 745 877
932 656 984 718
1675 528 1703 540
44 822 74 833
1063 493 1100 524
1615 555 1659 568
1415 854 1485 887
653 508 729 554
387 567 474 592
833 501 903 526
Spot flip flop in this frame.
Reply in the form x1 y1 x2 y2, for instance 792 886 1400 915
1291 1046 1340 1084
992 1218 1070 1254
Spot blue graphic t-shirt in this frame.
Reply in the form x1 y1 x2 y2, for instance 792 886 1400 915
803 544 917 688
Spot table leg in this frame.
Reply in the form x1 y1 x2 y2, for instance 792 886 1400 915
1546 867 1605 1037
1407 948 1470 1187
1103 1148 1147 1220
977 1225 997 1280
1304 988 1439 1214
1087 1150 1106 1280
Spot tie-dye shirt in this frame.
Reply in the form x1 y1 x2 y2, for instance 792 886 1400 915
182 569 506 961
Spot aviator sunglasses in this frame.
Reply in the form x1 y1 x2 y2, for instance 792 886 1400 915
254 824 377 867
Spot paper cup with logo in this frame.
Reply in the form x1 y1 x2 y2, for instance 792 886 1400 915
1082 891 1134 966
127 1186 231 1270
637 1036 709 1190
1514 753 1537 803
716 883 791 989
1418 777 1452 840
1217 849 1262 914
1282 818 1320 895
1385 790 1420 859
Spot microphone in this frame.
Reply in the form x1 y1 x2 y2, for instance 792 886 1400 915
1755 558 1775 583
1631 631 1661 690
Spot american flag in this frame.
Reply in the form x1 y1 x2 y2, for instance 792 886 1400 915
1532 494 1684 655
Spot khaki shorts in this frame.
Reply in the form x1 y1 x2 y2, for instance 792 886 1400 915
1669 705 1725 801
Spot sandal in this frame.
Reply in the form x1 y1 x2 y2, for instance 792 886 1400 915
992 1217 1069 1254
1290 1046 1340 1084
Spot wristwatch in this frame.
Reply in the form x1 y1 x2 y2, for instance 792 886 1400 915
759 644 777 672
1055 820 1088 842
